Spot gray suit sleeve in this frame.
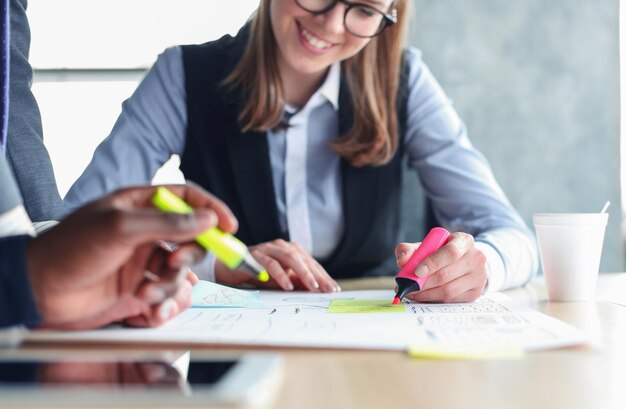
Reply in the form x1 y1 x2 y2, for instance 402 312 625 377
6 0 63 222
0 153 23 214
0 153 40 329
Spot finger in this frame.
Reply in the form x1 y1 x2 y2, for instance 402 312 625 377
406 272 475 303
187 269 199 285
137 251 189 305
117 184 239 234
119 243 174 308
420 259 468 291
148 280 193 327
395 242 420 267
102 207 218 246
292 243 339 292
145 268 187 303
415 232 474 278
285 270 308 290
422 247 486 290
123 314 149 328
126 298 179 328
157 240 174 251
116 243 160 295
171 279 194 312
405 246 485 302
270 240 319 291
158 298 180 323
127 278 192 327
250 249 295 291
168 243 206 269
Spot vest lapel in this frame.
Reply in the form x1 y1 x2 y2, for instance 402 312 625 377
224 109 286 244
324 76 382 271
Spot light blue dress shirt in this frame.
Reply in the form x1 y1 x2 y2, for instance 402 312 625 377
64 46 538 291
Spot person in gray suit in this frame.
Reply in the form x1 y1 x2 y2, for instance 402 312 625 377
5 0 62 223
0 0 239 330
0 152 237 330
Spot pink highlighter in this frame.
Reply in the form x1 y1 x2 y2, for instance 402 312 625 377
392 227 452 304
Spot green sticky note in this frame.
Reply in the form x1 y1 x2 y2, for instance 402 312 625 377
327 299 405 314
407 343 525 360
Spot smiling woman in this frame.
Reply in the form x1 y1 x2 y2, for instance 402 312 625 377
26 0 259 196
62 0 540 303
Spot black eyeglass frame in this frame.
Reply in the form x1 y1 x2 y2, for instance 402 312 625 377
294 0 398 38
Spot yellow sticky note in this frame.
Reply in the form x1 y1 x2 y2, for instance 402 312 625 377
407 343 525 360
327 299 405 313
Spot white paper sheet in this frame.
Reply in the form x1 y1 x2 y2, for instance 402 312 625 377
24 290 588 351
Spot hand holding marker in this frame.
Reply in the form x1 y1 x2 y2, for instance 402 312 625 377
392 227 452 304
152 187 270 283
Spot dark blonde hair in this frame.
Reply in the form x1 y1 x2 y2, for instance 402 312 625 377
225 0 410 166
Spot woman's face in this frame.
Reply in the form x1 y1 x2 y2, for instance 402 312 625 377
270 0 394 78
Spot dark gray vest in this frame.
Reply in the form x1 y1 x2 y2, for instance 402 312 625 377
180 27 415 278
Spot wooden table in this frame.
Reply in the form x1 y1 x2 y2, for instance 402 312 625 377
10 274 626 409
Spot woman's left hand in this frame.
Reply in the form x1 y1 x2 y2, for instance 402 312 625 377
394 232 488 303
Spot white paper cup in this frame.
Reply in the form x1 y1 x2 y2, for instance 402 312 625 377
533 213 608 301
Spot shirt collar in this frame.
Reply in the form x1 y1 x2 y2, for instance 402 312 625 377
318 62 340 111
285 62 341 115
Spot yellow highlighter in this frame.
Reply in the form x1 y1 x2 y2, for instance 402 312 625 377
152 187 269 282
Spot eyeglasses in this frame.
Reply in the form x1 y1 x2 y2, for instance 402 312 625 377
294 0 398 38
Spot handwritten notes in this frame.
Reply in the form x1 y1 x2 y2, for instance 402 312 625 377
192 281 262 308
327 299 405 313
24 291 588 352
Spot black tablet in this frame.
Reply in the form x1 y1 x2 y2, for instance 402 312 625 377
0 351 282 407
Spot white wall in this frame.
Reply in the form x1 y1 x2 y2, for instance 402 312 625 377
28 0 260 196
621 0 626 225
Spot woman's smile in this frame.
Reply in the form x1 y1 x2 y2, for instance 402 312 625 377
296 20 336 54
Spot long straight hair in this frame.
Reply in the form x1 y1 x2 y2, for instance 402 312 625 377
225 0 410 166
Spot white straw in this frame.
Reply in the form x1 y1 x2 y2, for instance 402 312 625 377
600 201 611 214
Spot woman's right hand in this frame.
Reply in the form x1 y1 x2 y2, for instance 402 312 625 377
215 239 341 293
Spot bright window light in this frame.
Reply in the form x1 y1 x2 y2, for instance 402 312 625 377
28 0 260 196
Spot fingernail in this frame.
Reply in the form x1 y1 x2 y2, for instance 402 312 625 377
286 282 294 291
173 253 193 269
335 285 342 292
145 364 168 382
146 286 167 304
189 269 199 285
143 270 160 282
322 283 335 293
159 298 176 321
158 241 173 251
310 279 319 290
415 265 429 277
194 210 216 228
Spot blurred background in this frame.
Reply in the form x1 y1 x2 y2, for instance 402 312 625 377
29 0 623 272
